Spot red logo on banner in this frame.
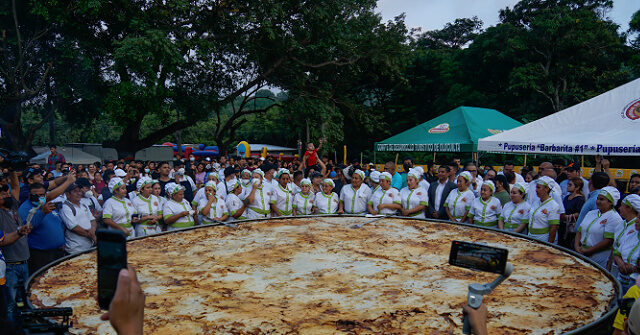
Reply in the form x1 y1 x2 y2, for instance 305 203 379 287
623 99 640 121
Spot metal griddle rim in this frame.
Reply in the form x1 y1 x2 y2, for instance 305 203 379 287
25 214 622 334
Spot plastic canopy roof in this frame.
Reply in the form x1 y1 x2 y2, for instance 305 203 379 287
478 78 640 156
375 106 523 153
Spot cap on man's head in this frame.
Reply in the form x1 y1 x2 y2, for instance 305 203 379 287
76 178 92 188
566 162 580 172
65 182 80 193
114 168 127 177
25 169 43 180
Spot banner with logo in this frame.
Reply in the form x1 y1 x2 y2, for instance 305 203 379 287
478 78 640 156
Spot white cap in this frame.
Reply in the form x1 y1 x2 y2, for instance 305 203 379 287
114 169 127 177
370 171 381 183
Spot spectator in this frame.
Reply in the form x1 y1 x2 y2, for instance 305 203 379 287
611 276 640 335
78 178 102 219
18 180 71 274
60 183 97 255
0 172 29 322
498 182 530 233
46 145 66 172
156 162 172 197
19 168 69 204
301 139 323 175
552 158 567 183
384 161 403 190
424 163 438 183
484 168 497 181
368 171 381 193
444 171 475 223
499 160 525 183
492 175 511 206
338 169 371 215
560 162 590 197
574 186 621 269
527 162 565 215
93 171 106 194
624 174 640 199
561 177 586 249
427 165 457 219
367 172 401 215
447 161 459 182
576 172 611 230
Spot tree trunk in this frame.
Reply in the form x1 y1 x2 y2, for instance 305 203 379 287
0 102 36 156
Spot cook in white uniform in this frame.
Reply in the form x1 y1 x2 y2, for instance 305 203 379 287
293 178 315 216
444 171 475 223
528 177 561 244
240 169 253 194
611 194 640 278
271 169 294 216
313 179 340 214
163 182 195 231
498 182 530 233
399 169 428 218
338 169 371 215
468 180 502 228
412 166 431 191
193 173 219 207
226 179 248 221
243 169 274 219
132 177 163 237
103 177 138 239
613 214 640 292
198 181 229 224
368 171 381 194
574 186 621 269
367 172 401 215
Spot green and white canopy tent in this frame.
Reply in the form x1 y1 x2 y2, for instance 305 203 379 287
374 106 523 160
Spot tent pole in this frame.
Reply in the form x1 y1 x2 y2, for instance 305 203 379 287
360 152 363 166
581 155 584 168
394 153 399 168
433 152 436 163
373 145 377 165
524 154 527 167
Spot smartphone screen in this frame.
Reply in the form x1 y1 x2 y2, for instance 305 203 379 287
97 230 127 310
449 240 508 274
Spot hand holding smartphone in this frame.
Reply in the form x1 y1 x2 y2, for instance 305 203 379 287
97 230 128 310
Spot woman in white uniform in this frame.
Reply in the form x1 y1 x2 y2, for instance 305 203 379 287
338 169 371 215
498 182 530 233
271 169 294 216
240 169 252 194
528 176 561 243
243 169 273 219
103 177 138 239
313 179 340 214
412 166 430 191
132 177 163 236
293 178 315 216
574 186 621 269
198 181 229 224
467 180 502 227
367 172 401 215
611 194 640 277
444 171 475 223
368 171 381 193
193 173 219 207
399 169 428 218
226 179 248 221
163 182 195 230
613 216 640 293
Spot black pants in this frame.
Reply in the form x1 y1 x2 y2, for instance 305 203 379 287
28 248 66 275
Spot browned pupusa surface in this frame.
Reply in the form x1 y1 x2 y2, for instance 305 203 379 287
29 217 615 334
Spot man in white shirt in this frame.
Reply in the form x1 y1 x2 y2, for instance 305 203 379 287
499 161 525 183
560 162 590 197
60 183 97 255
77 178 102 220
427 166 457 219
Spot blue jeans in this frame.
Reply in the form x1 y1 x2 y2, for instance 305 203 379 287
3 262 29 322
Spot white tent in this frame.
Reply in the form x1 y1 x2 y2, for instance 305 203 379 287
30 146 101 165
478 78 640 156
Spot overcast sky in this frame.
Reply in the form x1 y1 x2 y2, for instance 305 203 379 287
377 0 639 33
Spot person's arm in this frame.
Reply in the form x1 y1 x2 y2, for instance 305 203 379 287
47 171 76 202
243 186 257 205
47 175 68 190
8 171 19 200
100 266 145 335
404 204 426 216
0 226 31 246
270 203 281 217
317 158 327 177
602 159 617 187
548 225 558 243
163 210 189 225
574 231 583 252
230 200 247 219
498 218 504 230
462 303 488 335
317 139 323 151
367 202 377 215
445 206 454 221
582 238 613 257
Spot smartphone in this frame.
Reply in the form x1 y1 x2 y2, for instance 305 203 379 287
449 240 508 275
97 230 127 310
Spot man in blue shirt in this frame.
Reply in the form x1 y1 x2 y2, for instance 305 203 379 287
18 183 66 274
385 162 403 190
575 172 610 230
19 168 69 205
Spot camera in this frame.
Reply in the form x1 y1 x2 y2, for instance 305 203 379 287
0 149 29 171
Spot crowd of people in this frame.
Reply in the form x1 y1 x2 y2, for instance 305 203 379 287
1 143 640 333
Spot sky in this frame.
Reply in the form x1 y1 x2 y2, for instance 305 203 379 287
376 0 639 33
